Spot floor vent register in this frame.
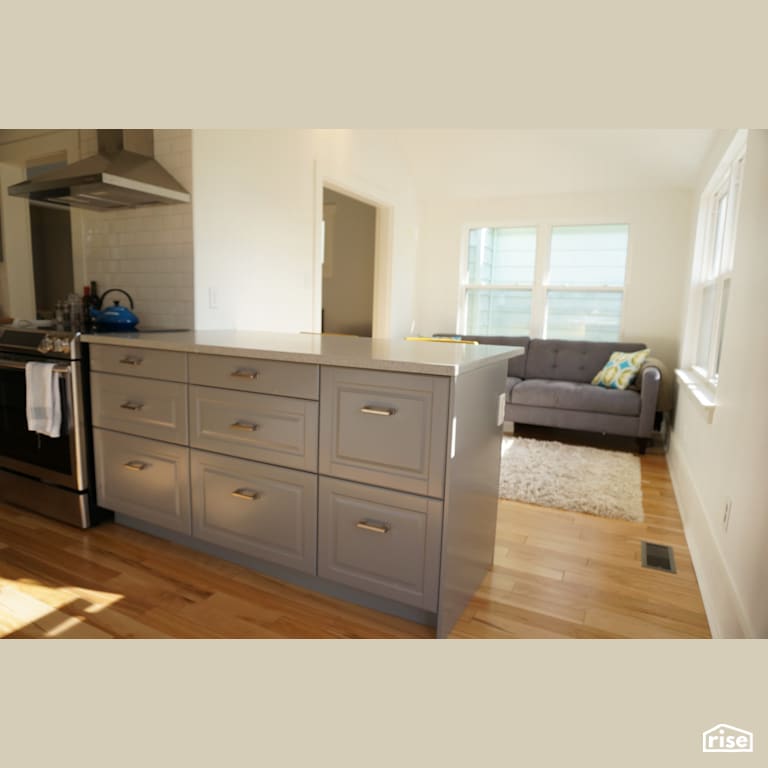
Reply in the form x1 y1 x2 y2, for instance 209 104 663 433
641 541 677 573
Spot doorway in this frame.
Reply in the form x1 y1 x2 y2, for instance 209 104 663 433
321 187 377 337
27 156 74 318
30 205 74 318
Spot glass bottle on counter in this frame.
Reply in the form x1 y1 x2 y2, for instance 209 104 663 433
67 293 83 332
55 300 65 329
82 285 92 332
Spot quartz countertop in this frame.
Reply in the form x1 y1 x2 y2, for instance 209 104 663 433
81 330 522 376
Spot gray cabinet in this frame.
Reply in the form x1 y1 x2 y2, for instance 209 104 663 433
93 428 191 534
87 339 508 637
189 353 319 400
90 346 190 535
319 367 450 498
190 450 317 574
318 477 442 610
189 385 318 471
90 344 187 382
91 372 188 445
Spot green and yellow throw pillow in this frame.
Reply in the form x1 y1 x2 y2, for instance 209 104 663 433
592 348 651 390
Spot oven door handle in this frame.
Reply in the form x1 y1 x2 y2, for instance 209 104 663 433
0 360 72 374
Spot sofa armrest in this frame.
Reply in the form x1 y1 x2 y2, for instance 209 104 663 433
637 364 662 437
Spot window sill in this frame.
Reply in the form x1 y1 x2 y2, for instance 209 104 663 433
675 368 716 423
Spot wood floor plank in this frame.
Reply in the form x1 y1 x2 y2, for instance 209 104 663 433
0 450 710 639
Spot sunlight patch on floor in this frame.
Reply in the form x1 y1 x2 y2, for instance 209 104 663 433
0 580 124 638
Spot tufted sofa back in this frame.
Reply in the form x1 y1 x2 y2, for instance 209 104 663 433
524 339 645 383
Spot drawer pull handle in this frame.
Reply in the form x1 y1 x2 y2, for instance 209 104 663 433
356 520 391 534
119 356 143 366
231 369 259 380
123 461 147 472
120 401 144 411
230 421 259 431
360 406 397 417
231 488 261 501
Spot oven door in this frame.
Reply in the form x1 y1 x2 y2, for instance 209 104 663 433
0 357 88 491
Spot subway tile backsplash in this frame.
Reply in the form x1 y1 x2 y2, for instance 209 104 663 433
79 129 194 329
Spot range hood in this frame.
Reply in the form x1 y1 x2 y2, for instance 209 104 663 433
7 129 191 211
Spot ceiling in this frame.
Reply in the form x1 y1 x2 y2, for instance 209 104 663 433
0 128 718 199
388 129 718 200
0 129 65 146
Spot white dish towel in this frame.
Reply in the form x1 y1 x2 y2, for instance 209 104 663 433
25 362 62 438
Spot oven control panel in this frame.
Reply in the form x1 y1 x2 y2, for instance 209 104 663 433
0 328 80 360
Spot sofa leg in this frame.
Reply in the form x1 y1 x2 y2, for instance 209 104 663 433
637 438 648 455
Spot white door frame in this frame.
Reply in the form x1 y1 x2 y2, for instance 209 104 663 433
313 162 393 338
0 163 35 320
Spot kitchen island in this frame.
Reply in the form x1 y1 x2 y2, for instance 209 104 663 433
82 330 522 638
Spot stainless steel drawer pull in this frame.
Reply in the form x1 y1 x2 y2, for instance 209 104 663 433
355 520 391 534
359 406 397 417
120 401 144 411
123 461 148 472
119 356 143 366
231 488 261 501
231 369 259 380
229 421 259 431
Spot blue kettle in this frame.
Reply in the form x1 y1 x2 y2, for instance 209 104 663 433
90 289 139 331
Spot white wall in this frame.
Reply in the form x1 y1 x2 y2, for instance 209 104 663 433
667 129 768 638
413 190 695 373
191 130 419 337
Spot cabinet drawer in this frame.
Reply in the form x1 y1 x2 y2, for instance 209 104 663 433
189 354 319 400
189 386 318 471
90 344 187 382
191 450 317 575
93 428 191 534
319 367 450 497
318 477 442 611
91 372 188 444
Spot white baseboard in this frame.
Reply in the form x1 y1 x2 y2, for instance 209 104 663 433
666 436 752 638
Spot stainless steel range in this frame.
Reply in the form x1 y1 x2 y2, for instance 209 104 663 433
0 326 101 528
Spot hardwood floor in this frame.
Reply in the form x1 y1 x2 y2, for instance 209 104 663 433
0 452 710 639
453 453 710 638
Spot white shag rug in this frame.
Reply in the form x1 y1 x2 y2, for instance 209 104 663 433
498 436 644 522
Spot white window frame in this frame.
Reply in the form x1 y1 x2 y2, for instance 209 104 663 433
685 131 746 392
460 221 630 340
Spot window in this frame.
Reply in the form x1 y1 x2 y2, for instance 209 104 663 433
688 133 745 388
464 227 536 335
463 223 629 340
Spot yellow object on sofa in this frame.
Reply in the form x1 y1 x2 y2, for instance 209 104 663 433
592 348 651 390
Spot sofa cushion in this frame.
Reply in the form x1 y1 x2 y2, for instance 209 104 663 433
524 339 646 383
592 348 651 390
435 334 530 377
510 378 641 416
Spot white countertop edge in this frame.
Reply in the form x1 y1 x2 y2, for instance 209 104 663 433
81 331 523 377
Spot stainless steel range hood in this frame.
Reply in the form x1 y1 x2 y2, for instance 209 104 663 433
7 129 191 211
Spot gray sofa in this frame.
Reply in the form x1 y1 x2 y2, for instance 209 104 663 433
437 335 662 453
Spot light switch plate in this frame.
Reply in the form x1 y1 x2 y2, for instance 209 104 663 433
497 393 505 426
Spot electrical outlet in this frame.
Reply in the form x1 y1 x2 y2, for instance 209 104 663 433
723 498 732 531
208 287 218 310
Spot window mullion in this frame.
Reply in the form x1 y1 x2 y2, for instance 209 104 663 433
531 224 550 337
